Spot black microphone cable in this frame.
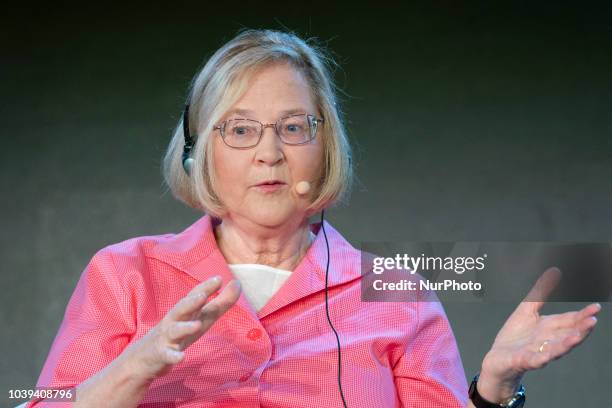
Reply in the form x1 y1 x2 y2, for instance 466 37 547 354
321 209 348 408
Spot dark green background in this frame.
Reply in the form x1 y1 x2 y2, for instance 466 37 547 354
2 2 611 406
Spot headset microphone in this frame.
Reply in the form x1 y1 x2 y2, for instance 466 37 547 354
294 181 311 195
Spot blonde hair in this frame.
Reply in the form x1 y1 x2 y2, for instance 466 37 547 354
162 28 353 219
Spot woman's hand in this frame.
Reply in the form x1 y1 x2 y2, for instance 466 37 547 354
125 276 242 381
73 276 241 408
475 267 602 403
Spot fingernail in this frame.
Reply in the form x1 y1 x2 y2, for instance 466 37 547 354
211 275 222 284
591 316 598 323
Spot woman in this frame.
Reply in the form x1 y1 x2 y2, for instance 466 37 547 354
28 29 601 407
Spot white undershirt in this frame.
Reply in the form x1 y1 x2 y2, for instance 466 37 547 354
228 263 292 312
227 230 316 312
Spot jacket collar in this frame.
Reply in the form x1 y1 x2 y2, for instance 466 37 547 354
148 214 362 319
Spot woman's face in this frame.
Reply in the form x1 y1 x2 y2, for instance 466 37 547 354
212 62 324 229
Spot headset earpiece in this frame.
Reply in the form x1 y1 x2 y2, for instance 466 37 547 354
182 156 194 176
182 104 195 176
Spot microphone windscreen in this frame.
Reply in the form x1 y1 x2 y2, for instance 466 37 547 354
295 181 311 195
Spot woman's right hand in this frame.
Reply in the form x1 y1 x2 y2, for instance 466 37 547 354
125 276 242 380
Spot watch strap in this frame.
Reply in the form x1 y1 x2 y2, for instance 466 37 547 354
468 373 526 408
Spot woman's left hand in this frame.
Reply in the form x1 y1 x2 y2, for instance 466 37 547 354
476 267 602 403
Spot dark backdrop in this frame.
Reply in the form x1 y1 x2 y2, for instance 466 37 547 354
2 2 611 406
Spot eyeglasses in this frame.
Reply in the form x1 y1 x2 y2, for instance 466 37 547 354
213 113 324 149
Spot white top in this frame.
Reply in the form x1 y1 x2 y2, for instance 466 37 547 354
227 230 316 312
228 263 292 312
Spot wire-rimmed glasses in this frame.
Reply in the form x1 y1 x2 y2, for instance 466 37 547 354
213 113 324 149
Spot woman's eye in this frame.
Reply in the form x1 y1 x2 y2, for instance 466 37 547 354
232 126 254 136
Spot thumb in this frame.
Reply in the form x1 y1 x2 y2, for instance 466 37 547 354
521 266 562 313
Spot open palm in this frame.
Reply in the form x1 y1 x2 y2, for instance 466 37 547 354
481 267 601 385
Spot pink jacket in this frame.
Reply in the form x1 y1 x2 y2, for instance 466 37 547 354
29 214 468 407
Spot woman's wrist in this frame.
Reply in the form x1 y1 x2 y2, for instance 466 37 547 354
476 354 524 403
74 354 154 408
120 338 168 383
475 371 522 404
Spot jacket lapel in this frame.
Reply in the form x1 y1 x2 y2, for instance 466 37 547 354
148 214 363 320
256 219 363 319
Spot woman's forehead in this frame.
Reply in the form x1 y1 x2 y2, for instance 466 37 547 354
234 64 314 101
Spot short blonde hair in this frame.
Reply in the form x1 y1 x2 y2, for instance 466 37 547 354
162 28 353 219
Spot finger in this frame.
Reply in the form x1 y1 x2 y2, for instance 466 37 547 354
560 317 597 349
187 275 223 297
538 302 602 332
548 324 596 359
162 347 185 364
197 280 241 330
521 267 562 312
565 303 601 326
539 311 583 331
572 304 601 330
534 318 597 350
530 319 598 366
579 302 602 318
550 321 596 346
576 314 598 333
167 320 202 343
520 311 599 372
169 276 223 320
521 337 567 370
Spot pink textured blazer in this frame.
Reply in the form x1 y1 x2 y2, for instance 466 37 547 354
29 214 468 407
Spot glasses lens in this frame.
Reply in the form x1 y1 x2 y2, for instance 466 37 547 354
279 115 312 144
224 119 261 148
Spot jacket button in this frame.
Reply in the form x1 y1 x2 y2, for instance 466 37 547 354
246 328 262 341
239 372 252 382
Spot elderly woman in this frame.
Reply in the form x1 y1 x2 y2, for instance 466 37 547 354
28 29 600 408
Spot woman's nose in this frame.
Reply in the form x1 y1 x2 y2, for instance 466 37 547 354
255 125 284 165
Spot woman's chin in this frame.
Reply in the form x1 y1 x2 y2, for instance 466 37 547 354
245 206 300 227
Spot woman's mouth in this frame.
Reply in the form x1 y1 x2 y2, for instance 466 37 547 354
253 180 287 193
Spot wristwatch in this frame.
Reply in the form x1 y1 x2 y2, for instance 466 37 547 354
468 373 526 408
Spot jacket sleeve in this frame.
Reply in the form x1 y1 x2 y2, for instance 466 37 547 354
27 248 137 407
393 289 469 408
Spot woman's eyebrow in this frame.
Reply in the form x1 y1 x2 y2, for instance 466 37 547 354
226 108 254 117
278 108 307 116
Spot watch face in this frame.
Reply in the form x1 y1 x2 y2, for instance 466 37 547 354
505 395 525 408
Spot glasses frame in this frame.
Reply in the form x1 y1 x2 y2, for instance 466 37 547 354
213 113 324 149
